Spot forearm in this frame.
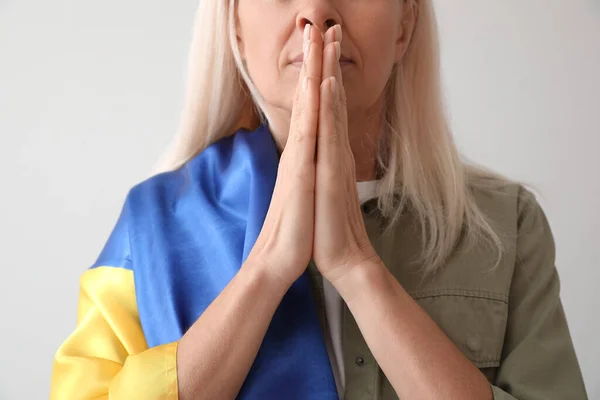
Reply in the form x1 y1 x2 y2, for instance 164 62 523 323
177 261 288 400
333 260 492 400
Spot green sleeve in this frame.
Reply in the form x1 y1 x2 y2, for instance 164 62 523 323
491 187 587 399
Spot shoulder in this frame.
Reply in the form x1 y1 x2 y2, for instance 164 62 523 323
91 125 276 270
128 124 276 207
465 166 556 286
466 166 546 237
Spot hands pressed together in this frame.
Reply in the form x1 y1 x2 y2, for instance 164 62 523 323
249 24 379 289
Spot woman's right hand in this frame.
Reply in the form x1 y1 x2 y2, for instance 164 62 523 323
246 25 324 288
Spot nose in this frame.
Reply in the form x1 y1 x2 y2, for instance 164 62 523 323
296 1 341 36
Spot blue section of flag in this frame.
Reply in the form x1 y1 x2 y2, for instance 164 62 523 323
91 125 338 399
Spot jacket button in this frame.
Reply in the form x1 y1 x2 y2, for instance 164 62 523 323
355 357 365 366
466 337 481 352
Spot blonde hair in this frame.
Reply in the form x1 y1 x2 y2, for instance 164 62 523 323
153 0 509 276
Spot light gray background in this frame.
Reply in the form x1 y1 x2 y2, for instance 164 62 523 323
1 0 598 399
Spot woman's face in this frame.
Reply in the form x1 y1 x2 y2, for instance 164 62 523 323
236 0 413 121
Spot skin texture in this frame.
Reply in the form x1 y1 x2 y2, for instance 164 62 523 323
175 2 493 399
236 0 410 181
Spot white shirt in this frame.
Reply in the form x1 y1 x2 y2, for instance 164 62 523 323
323 180 380 399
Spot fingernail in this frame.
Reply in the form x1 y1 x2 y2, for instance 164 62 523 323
330 77 336 94
304 24 311 43
334 41 341 61
303 76 308 91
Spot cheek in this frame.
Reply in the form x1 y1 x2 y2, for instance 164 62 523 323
347 18 399 110
238 7 273 72
237 5 295 110
246 38 296 112
365 32 397 87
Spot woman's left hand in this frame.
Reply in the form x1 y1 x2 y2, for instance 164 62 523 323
312 25 379 283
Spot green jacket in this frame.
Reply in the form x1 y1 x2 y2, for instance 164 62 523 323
307 183 588 399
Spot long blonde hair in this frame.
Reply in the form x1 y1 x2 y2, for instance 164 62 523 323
153 0 508 276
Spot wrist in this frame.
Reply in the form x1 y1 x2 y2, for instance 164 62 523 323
330 257 387 305
241 257 293 297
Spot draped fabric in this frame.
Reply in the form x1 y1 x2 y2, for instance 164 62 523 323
51 125 338 399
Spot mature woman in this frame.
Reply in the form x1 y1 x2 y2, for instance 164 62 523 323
50 0 587 399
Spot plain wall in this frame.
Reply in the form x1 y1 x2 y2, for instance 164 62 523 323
0 0 598 398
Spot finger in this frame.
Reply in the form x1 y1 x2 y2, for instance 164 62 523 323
321 25 340 85
320 26 350 145
304 25 324 85
331 27 349 145
321 25 348 141
317 75 342 167
287 24 323 166
331 25 346 113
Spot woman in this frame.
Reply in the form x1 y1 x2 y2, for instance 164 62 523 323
50 0 588 399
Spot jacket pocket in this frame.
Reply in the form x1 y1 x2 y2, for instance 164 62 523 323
411 289 508 368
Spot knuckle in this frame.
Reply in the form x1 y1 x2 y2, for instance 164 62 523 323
326 131 341 145
293 87 302 105
339 87 348 102
293 105 307 122
333 103 343 120
294 129 308 145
